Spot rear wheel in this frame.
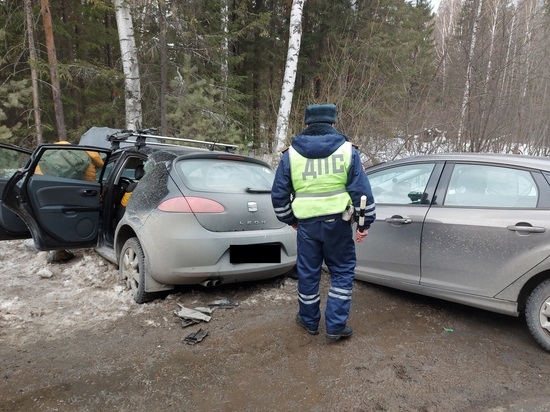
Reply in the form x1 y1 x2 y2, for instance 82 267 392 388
119 237 153 304
525 279 550 352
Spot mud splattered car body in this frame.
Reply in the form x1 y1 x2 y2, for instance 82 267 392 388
0 130 296 303
359 153 550 352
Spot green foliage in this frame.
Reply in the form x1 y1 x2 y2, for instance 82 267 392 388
1 0 439 153
166 64 242 146
0 79 33 144
293 0 436 144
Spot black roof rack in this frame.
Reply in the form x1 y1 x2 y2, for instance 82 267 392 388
108 129 239 153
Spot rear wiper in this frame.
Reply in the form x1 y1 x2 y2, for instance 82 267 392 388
246 187 271 193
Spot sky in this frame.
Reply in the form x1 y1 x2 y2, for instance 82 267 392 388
431 0 441 12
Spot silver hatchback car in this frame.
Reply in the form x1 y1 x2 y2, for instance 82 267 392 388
0 131 296 303
358 153 550 352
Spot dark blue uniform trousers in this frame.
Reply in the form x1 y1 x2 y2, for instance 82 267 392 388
296 217 356 334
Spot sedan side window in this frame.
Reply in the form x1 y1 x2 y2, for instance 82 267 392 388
445 164 538 208
368 163 436 204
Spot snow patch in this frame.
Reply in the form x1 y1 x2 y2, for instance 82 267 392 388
0 240 131 346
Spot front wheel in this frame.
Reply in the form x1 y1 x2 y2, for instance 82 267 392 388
119 237 153 304
525 279 550 352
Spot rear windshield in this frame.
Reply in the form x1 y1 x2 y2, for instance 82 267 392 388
176 158 275 193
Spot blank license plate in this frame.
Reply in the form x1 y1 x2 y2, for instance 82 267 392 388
230 244 281 264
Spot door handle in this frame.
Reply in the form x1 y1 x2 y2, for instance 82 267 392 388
82 189 98 196
507 224 545 234
385 216 413 225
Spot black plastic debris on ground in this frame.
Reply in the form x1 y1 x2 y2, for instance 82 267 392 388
179 318 200 328
174 298 238 345
183 328 208 345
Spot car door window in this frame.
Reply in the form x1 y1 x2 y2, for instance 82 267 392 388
0 145 32 239
115 156 147 206
444 164 538 208
368 163 436 204
6 145 111 247
35 147 107 183
0 146 31 177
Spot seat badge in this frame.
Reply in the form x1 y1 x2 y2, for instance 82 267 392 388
248 201 258 212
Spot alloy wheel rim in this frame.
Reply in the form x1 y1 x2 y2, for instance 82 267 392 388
539 298 550 335
122 247 140 295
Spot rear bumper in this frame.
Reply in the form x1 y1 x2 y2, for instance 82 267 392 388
137 212 297 285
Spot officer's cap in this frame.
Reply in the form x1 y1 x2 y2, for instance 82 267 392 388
304 104 337 125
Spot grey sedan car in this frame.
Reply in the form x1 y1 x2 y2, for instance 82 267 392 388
0 131 296 303
358 153 550 352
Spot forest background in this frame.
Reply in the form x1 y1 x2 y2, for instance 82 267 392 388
1 0 550 165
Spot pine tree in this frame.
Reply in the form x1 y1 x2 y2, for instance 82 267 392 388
166 62 242 144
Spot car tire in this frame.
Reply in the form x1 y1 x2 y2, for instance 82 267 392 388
525 279 550 352
119 237 153 304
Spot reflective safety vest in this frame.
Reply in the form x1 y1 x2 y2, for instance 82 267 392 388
289 141 352 219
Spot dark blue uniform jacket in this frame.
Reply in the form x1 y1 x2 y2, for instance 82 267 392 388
271 123 376 227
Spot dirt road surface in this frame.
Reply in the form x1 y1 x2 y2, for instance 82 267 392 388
1 239 549 412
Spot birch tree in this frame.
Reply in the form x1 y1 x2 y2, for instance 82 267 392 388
114 0 143 131
457 0 483 146
435 0 459 97
221 0 230 88
274 0 305 153
158 0 168 134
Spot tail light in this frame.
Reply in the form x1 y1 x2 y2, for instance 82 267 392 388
158 197 225 213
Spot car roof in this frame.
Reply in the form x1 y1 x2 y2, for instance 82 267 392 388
370 153 550 172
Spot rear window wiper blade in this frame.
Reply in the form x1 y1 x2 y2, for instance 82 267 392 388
245 187 271 193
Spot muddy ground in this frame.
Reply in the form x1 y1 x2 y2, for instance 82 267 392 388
1 239 550 412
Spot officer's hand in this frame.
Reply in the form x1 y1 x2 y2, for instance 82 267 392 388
291 223 298 230
356 229 368 243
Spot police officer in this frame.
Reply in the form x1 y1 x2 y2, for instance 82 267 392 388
271 103 376 340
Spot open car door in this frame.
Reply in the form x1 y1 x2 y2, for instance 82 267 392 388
0 144 32 240
3 144 111 250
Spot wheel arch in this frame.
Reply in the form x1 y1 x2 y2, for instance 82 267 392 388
115 224 138 261
517 269 550 314
116 225 173 295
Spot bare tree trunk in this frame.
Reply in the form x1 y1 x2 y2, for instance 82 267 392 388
220 0 230 128
483 0 499 96
520 0 535 99
158 0 168 134
221 0 229 89
274 0 306 153
40 0 66 141
457 0 482 147
477 0 500 146
500 8 516 95
435 0 460 97
24 0 42 145
114 0 143 131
